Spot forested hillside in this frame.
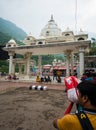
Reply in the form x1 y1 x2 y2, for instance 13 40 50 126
0 18 27 41
0 32 12 45
0 17 27 62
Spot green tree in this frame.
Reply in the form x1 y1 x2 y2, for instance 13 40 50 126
89 38 96 55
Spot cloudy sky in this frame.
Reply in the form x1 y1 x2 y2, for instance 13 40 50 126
0 0 96 38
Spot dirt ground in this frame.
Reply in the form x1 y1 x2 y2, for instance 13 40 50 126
0 83 76 130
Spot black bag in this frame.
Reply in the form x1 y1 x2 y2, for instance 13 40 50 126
76 111 94 130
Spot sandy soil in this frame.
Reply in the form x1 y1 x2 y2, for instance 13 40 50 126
0 85 76 130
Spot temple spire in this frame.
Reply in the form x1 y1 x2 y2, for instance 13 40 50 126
51 14 53 20
49 14 54 22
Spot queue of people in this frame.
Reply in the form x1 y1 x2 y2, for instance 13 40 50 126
36 75 62 83
36 75 52 83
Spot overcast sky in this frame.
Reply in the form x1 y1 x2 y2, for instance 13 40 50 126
0 0 96 38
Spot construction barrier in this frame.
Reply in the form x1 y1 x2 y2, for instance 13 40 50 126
29 85 48 91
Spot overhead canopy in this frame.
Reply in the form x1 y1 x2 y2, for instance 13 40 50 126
53 66 66 70
4 40 91 55
53 66 76 70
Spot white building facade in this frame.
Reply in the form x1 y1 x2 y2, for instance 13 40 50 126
4 15 91 79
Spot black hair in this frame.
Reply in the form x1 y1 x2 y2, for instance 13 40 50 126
77 80 96 106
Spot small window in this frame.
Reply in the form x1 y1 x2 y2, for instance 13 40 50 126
38 42 43 44
65 33 70 36
27 37 30 40
46 31 49 33
78 37 84 41
46 31 50 36
8 45 11 47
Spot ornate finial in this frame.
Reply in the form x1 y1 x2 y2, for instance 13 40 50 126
29 32 32 35
49 14 54 22
51 14 53 20
65 27 70 31
67 27 70 30
80 28 83 32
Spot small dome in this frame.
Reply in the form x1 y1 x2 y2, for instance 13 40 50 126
76 28 88 41
40 15 62 38
23 33 36 45
26 32 36 40
6 39 17 47
8 39 16 44
62 27 74 37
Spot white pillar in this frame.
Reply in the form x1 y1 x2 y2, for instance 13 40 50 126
79 47 85 77
25 52 32 76
38 55 42 76
24 64 27 74
70 53 74 75
27 57 30 75
65 50 71 77
9 51 14 74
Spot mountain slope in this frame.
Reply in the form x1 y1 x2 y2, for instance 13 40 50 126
0 18 27 40
0 32 12 45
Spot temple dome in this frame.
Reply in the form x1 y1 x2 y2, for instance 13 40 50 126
23 32 36 45
8 39 16 44
26 32 36 40
40 15 62 38
6 39 17 47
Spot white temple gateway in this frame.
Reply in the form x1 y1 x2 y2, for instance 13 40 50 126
4 15 91 79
